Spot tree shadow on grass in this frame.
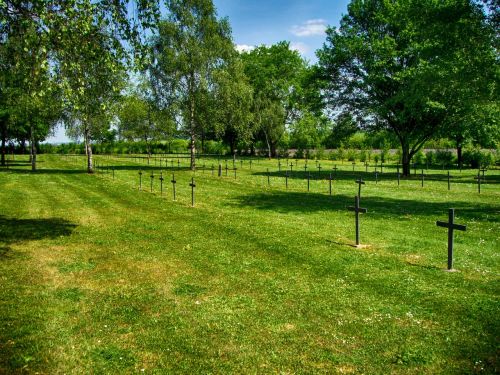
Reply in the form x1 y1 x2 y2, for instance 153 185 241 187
0 215 77 258
251 169 500 185
230 191 499 222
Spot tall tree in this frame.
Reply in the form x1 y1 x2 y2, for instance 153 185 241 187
57 5 126 173
241 42 307 158
0 21 61 170
149 0 234 170
212 57 255 154
118 90 175 157
317 0 498 176
1 1 162 171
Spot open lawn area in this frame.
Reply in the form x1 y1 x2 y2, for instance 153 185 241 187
0 154 498 374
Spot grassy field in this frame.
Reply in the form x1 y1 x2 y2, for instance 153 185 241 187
0 154 498 374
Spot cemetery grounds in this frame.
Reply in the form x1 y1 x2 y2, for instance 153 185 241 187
0 154 498 374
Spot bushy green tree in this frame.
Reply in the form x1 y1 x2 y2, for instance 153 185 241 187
149 0 234 169
317 0 497 176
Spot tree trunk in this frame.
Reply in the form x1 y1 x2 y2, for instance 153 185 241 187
456 141 463 169
264 132 271 159
401 143 410 177
1 123 6 167
30 127 37 171
189 92 196 170
271 142 277 158
85 129 93 174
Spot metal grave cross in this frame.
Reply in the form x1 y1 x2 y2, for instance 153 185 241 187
352 162 355 172
234 167 237 179
333 165 338 177
480 167 487 180
267 168 270 186
218 164 222 177
285 171 289 189
328 173 333 196
171 173 177 201
304 164 308 174
189 177 196 206
375 171 379 184
139 170 143 191
307 172 311 192
356 178 365 198
475 172 482 194
177 159 180 168
447 171 451 190
436 208 466 270
348 195 368 246
150 171 155 192
318 164 322 178
290 162 294 173
159 172 164 196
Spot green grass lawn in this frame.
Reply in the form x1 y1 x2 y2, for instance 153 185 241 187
0 154 498 374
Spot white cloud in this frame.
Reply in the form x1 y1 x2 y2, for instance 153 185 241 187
290 19 327 37
235 44 255 53
290 42 309 55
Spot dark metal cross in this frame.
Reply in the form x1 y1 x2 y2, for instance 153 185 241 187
139 170 143 191
171 173 177 201
290 163 294 173
475 173 482 194
234 167 237 179
240 160 243 169
328 173 333 196
348 195 367 246
267 168 270 186
304 164 308 174
480 168 487 178
189 177 196 207
318 164 322 178
150 171 154 192
355 178 365 198
375 171 378 184
333 165 337 177
177 159 180 168
352 162 355 172
278 161 281 172
307 172 311 192
218 164 222 177
285 171 289 189
436 208 466 270
447 171 451 190
159 172 164 196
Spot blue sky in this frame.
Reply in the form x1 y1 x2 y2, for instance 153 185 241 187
214 0 350 63
46 0 351 143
